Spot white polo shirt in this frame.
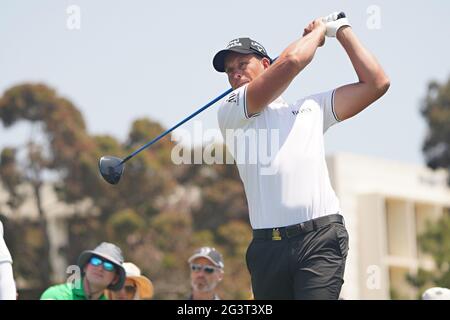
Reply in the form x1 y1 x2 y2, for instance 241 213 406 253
0 221 13 264
217 84 341 229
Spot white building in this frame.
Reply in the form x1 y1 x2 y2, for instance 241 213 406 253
327 153 450 300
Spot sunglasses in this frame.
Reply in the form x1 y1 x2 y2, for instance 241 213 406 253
190 263 218 274
89 256 116 272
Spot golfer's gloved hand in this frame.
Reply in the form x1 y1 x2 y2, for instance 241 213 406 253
322 12 351 37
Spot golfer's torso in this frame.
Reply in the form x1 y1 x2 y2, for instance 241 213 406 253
233 95 340 229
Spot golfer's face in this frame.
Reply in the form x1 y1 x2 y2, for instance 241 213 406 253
190 257 222 293
224 52 266 90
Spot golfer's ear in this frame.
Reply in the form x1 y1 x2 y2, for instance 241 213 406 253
262 57 271 69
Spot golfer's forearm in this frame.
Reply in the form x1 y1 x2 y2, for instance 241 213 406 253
337 27 389 92
246 30 322 116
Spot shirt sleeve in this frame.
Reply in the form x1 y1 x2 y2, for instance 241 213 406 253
40 286 57 300
217 84 258 136
40 285 69 300
307 89 340 133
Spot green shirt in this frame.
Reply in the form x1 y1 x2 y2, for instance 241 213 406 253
40 280 108 300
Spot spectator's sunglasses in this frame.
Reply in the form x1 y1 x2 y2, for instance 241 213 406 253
190 263 218 274
89 256 116 272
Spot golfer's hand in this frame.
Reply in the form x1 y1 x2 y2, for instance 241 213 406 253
322 12 351 37
302 18 326 47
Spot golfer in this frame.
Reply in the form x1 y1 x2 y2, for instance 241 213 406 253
214 13 389 299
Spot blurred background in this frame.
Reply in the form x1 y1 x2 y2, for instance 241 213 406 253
0 0 449 299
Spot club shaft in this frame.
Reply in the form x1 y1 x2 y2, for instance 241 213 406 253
120 87 233 164
119 55 282 165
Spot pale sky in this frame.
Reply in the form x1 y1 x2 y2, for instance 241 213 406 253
1 0 449 165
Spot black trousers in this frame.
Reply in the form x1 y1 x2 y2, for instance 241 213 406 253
246 217 349 300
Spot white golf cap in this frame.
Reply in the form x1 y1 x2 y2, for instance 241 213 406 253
422 287 450 300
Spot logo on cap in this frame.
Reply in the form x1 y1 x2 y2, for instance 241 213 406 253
251 41 266 54
227 39 243 49
213 37 271 73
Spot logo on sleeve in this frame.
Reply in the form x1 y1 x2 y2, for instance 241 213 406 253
226 92 239 104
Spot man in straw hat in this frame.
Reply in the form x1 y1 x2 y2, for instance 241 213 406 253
41 242 126 300
106 262 154 300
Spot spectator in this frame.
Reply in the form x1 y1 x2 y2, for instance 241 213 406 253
106 262 154 300
187 247 224 300
41 242 125 300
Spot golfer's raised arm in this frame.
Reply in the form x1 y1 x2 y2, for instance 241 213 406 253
246 19 326 116
333 27 390 121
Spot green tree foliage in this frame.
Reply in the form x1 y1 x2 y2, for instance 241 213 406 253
180 148 249 231
0 216 47 289
407 211 450 296
421 77 450 183
0 83 95 288
408 76 450 297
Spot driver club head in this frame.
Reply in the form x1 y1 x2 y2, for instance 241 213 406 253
96 85 235 186
98 156 125 185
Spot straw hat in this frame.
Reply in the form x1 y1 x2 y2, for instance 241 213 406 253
123 262 154 299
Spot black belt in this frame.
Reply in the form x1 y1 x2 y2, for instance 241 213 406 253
252 214 344 240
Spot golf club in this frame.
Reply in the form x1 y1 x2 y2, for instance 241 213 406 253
99 88 232 184
98 12 346 185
